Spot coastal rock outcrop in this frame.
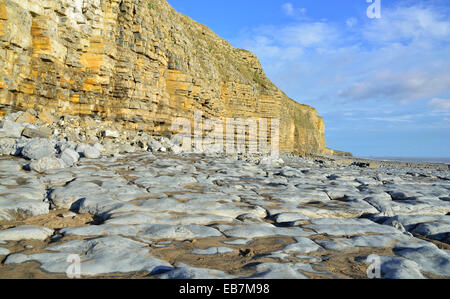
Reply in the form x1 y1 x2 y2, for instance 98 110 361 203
0 0 329 154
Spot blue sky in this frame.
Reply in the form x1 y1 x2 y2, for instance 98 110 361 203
167 0 450 158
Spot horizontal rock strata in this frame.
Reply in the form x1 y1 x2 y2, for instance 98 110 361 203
0 0 330 154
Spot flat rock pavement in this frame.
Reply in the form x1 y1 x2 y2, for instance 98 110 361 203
0 152 449 279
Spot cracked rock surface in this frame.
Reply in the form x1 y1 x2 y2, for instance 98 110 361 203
0 147 449 279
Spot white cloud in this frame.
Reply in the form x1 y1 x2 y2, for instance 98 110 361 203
367 116 414 122
282 3 294 16
237 21 338 53
428 98 450 110
338 70 450 102
233 2 450 109
282 3 306 18
362 5 450 44
279 22 337 47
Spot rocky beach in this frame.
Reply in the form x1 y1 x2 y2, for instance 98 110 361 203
0 0 449 280
0 111 449 279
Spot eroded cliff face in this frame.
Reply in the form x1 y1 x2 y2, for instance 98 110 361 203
0 0 330 154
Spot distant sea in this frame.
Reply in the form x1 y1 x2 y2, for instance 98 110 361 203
362 157 450 165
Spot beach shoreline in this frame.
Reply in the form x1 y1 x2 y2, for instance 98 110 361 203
1 149 449 279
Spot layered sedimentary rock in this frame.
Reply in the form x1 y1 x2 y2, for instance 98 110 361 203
0 0 330 154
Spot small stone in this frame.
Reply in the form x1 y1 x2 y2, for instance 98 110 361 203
221 224 314 239
102 130 120 138
0 248 10 256
93 143 104 152
118 144 136 153
274 237 323 254
223 239 251 245
393 244 450 277
21 139 56 160
0 121 25 138
272 213 310 223
236 213 264 223
49 180 105 209
58 212 76 218
171 145 183 154
0 138 17 155
22 127 53 139
76 143 101 159
0 226 53 241
15 111 38 124
191 247 235 255
317 234 413 251
59 148 80 166
158 263 235 279
37 110 55 124
30 156 66 173
60 224 223 241
305 218 401 236
0 198 49 221
5 236 173 276
259 156 285 165
147 140 164 152
246 263 309 279
364 256 425 279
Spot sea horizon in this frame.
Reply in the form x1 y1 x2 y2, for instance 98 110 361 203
361 156 450 165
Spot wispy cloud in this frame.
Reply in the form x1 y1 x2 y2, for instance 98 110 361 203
282 3 294 16
282 3 307 19
234 2 450 106
231 1 450 156
428 98 450 110
239 22 338 51
367 116 414 122
362 5 450 44
338 70 450 103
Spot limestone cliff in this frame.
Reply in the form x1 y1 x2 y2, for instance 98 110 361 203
0 0 330 154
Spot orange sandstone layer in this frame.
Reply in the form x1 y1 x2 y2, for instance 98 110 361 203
0 0 332 155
